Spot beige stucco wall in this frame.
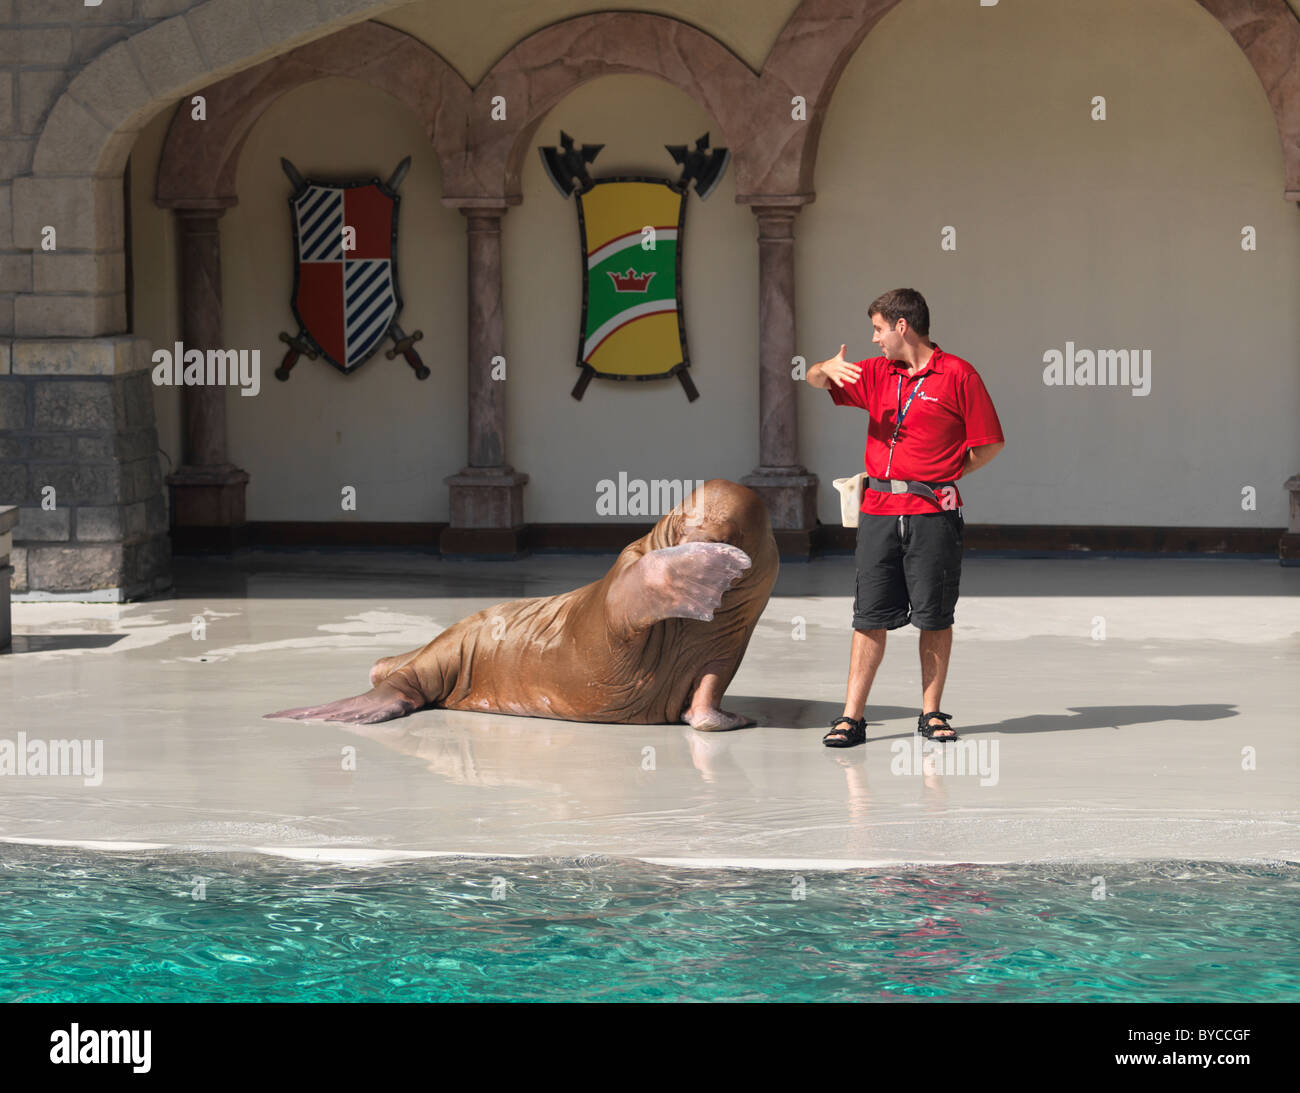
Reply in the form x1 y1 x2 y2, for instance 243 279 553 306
130 0 1300 529
504 73 759 522
136 77 466 523
799 0 1300 528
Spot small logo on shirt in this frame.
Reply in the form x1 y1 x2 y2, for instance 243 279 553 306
916 392 940 402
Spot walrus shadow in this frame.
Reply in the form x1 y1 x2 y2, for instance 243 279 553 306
864 703 1240 742
727 696 918 731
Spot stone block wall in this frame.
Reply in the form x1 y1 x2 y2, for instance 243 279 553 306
0 334 170 598
0 1 201 338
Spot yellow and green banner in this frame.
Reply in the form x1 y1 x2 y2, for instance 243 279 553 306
574 178 695 398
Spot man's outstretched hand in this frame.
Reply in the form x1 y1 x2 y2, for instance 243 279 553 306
808 344 863 389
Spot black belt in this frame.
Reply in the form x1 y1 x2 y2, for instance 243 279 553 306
867 477 956 504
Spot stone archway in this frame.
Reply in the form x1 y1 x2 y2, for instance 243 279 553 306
13 0 412 338
438 13 774 548
1195 0 1300 199
759 0 1300 200
152 21 472 551
1 0 412 596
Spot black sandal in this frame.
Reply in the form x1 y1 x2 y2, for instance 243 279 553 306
823 715 866 747
917 710 958 742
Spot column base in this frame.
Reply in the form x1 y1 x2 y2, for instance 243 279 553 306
741 466 819 559
441 466 529 557
166 464 250 553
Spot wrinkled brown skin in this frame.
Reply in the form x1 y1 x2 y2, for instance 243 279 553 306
265 479 779 731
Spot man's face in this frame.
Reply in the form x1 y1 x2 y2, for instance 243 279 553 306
871 314 905 360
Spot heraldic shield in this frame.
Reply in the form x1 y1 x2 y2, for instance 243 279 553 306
289 179 401 375
577 177 688 384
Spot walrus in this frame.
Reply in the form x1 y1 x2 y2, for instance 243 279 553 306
265 478 778 730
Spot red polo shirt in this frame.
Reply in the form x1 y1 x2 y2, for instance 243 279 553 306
827 345 1004 515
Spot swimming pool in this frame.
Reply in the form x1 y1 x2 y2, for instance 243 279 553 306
0 848 1294 1002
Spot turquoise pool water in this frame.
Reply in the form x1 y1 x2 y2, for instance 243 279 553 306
0 849 1295 1002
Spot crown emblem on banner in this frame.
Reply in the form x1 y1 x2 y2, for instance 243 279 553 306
608 268 655 292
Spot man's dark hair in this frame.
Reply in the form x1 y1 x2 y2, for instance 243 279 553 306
868 288 930 337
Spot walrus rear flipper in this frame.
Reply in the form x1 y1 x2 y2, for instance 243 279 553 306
264 681 422 725
606 541 751 637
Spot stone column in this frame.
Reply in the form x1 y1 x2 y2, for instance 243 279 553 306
164 204 249 552
739 199 818 557
441 202 528 556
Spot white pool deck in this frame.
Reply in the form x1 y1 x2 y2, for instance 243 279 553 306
1 549 1296 868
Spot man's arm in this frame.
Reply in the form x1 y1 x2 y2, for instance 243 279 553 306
807 344 861 389
961 440 1004 477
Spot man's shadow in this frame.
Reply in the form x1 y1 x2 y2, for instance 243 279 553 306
729 697 916 731
728 697 1239 739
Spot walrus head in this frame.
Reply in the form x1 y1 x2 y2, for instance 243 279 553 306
649 478 772 554
639 478 779 624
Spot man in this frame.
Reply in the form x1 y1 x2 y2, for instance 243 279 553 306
806 288 1004 747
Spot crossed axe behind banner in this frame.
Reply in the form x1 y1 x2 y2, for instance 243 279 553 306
539 130 730 199
277 157 430 381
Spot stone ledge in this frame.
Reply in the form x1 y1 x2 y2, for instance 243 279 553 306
18 533 171 599
32 250 126 294
14 292 127 338
10 577 171 603
12 334 151 375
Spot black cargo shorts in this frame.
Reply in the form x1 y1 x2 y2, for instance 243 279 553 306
853 510 964 631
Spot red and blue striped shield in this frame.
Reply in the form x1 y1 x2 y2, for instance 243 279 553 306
289 178 401 374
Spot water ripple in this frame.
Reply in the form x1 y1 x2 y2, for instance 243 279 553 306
0 848 1295 1002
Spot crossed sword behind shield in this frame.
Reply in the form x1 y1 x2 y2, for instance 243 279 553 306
276 157 429 381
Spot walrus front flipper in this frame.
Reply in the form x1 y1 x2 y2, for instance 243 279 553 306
606 541 751 637
264 681 422 725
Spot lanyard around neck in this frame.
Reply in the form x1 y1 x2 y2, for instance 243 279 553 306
884 372 927 478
